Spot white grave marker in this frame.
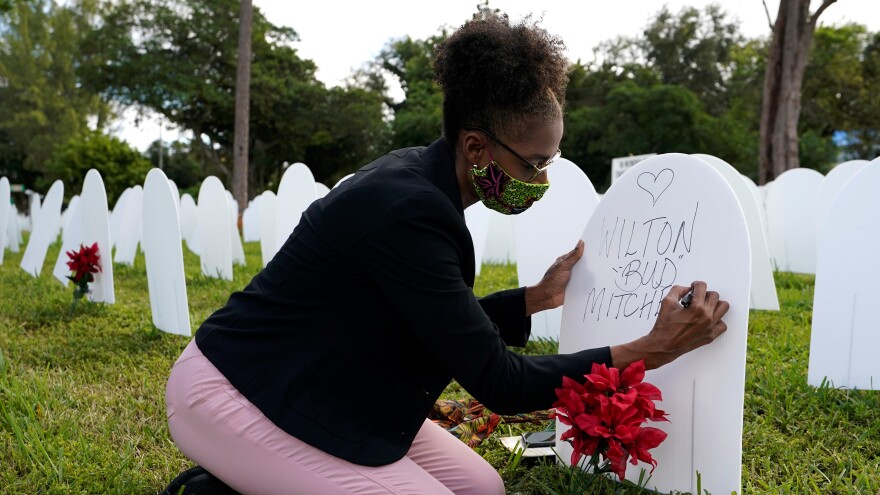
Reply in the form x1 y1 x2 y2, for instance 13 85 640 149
611 153 656 183
559 154 750 495
225 190 238 218
482 212 516 264
333 173 354 189
275 163 316 256
196 177 232 280
27 192 41 231
167 179 181 213
6 205 21 253
315 182 330 199
259 191 277 267
740 175 766 235
114 185 143 266
61 195 80 244
0 177 9 264
51 170 114 302
109 187 131 249
514 158 599 340
808 160 880 389
20 180 63 276
692 155 779 311
143 169 191 336
242 197 261 242
464 201 491 276
179 193 198 254
814 159 870 236
765 168 823 273
227 195 246 266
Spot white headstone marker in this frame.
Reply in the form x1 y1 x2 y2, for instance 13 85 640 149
692 154 779 311
196 177 233 280
242 197 261 243
482 212 516 264
6 205 21 253
808 160 880 389
259 191 277 267
514 158 599 340
0 177 9 264
315 182 331 199
179 193 198 254
114 185 143 266
109 187 131 249
559 154 750 495
20 180 64 276
275 163 316 256
333 173 354 189
611 153 656 183
227 195 246 266
765 168 823 273
167 179 181 213
51 170 114 302
143 168 191 336
61 195 80 244
27 192 41 231
464 201 491 276
814 160 870 237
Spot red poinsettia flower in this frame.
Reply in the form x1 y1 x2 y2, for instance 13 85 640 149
553 359 668 482
584 362 620 394
606 438 629 480
66 242 102 284
627 426 668 471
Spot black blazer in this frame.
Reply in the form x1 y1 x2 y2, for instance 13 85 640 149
195 138 611 466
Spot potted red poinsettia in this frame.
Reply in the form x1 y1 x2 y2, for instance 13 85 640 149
65 242 102 315
551 360 668 491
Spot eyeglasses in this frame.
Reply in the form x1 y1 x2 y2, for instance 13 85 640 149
464 126 561 181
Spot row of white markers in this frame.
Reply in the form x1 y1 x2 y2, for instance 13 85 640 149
0 154 877 494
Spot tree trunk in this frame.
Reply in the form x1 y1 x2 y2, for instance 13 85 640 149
232 0 252 211
758 0 836 184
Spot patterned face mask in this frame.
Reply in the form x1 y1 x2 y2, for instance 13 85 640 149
470 150 550 215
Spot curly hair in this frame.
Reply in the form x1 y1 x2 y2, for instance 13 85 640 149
433 13 569 143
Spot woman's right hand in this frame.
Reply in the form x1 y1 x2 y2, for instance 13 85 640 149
610 281 730 370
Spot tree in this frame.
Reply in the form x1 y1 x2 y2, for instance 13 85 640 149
758 0 837 184
641 4 744 115
370 34 446 149
232 0 252 212
46 131 151 204
0 0 110 186
145 139 205 193
85 0 388 195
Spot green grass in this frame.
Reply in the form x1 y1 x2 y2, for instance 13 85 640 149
1 240 879 494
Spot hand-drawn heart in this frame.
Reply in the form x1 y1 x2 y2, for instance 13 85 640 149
637 168 674 206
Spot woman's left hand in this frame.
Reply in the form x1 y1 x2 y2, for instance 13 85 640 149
525 240 585 316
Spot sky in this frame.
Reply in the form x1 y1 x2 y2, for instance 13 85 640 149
114 0 880 151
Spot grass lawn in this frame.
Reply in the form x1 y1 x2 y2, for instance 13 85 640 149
1 238 879 494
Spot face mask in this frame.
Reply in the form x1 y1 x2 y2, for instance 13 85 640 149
470 150 550 215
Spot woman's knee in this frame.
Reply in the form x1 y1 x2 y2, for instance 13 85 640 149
463 461 504 495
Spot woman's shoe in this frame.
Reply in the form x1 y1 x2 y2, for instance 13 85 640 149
158 465 239 495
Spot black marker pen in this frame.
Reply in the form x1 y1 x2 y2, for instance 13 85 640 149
680 287 694 308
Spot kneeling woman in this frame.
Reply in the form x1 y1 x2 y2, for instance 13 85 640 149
162 13 729 495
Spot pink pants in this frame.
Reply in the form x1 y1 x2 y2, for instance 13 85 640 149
165 340 505 495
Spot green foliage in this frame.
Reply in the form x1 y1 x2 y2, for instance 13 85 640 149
638 4 744 115
371 34 446 149
145 140 205 193
45 131 151 204
563 80 732 189
798 130 840 174
82 0 388 194
0 0 110 186
2 240 880 492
